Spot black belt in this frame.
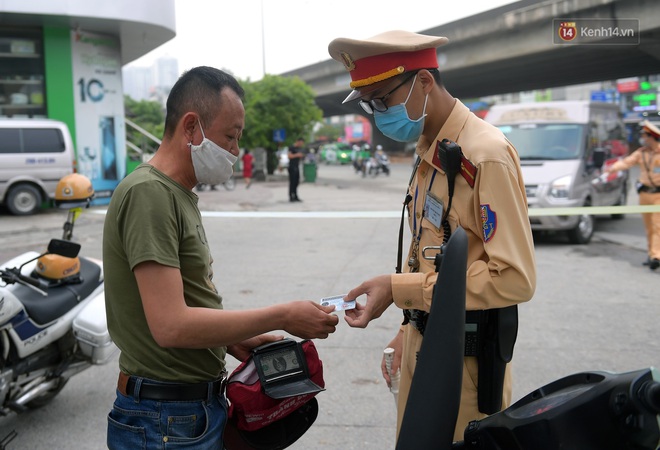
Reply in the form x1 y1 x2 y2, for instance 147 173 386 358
117 372 227 401
404 309 486 337
639 184 660 194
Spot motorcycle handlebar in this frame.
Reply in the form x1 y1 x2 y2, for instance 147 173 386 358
0 267 47 292
18 272 47 290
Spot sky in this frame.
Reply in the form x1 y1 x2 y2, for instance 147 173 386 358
127 0 518 81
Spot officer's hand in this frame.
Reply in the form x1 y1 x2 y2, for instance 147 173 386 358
284 301 338 339
381 330 403 387
344 274 393 328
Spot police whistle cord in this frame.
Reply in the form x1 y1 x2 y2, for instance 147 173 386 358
384 347 400 406
528 204 660 216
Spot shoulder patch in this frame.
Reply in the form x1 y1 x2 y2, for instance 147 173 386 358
480 204 497 242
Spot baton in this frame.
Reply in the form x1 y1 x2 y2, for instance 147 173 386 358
384 347 400 405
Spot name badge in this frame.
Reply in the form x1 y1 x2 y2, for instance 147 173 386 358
424 193 444 229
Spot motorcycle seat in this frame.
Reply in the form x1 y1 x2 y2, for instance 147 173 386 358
15 257 103 326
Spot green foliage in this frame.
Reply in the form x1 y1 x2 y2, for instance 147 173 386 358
240 75 322 151
124 96 165 156
315 123 342 142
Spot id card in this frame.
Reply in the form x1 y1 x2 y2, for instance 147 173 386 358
424 193 444 229
320 294 356 312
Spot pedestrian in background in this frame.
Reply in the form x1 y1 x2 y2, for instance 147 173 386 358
288 137 305 202
328 30 536 441
242 148 254 189
103 66 338 449
606 120 660 270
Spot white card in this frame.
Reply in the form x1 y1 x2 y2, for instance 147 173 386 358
320 294 356 312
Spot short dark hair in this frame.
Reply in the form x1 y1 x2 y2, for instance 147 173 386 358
163 66 245 139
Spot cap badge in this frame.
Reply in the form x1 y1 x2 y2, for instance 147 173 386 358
339 52 355 71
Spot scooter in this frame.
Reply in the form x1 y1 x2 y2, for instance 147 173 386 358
367 153 391 177
196 176 236 192
0 174 115 445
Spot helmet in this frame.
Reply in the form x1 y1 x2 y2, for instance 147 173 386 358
376 144 383 151
54 173 94 209
223 397 318 450
224 339 324 450
35 253 80 281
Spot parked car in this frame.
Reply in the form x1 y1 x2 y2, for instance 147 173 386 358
485 100 629 244
320 143 352 165
0 119 75 215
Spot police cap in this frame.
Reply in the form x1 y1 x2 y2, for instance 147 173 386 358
327 30 448 103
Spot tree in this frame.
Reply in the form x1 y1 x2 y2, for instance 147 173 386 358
314 123 342 143
124 96 165 158
240 75 322 174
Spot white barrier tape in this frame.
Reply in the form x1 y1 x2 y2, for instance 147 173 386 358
93 206 660 219
528 205 660 217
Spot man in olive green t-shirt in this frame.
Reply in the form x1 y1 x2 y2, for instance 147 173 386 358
104 66 338 450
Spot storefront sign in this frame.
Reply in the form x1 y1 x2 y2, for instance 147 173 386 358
71 30 126 202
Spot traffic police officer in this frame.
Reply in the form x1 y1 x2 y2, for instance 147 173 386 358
606 120 660 270
328 30 537 441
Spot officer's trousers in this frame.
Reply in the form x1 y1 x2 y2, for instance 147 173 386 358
395 324 512 443
639 191 660 260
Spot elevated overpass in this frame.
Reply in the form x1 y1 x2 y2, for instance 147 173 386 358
282 0 660 120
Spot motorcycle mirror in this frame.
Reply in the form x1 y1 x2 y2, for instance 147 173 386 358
47 239 81 258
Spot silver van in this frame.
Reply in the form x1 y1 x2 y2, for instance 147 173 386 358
485 101 629 244
0 119 75 215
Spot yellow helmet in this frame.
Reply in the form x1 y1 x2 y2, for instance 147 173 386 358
35 254 81 281
54 173 94 209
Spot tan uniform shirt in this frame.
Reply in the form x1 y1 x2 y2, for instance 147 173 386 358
609 145 660 187
392 100 536 311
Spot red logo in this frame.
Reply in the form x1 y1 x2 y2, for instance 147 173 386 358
558 21 577 41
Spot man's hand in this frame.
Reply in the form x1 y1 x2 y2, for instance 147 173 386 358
283 301 339 339
344 274 394 328
227 334 283 362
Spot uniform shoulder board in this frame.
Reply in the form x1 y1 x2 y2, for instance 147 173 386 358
431 139 478 188
460 156 477 188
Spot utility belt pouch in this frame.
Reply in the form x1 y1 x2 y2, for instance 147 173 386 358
466 305 519 415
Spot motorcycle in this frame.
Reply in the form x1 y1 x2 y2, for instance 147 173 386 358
196 176 236 192
0 174 115 444
367 153 391 177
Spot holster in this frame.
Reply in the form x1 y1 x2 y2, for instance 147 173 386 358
467 305 519 415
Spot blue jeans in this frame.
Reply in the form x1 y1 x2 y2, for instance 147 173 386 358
107 380 228 450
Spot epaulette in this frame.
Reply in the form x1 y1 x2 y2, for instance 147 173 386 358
431 145 478 188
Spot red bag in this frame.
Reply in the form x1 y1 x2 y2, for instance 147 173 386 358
226 339 324 432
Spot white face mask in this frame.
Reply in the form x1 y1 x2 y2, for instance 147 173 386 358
189 121 238 185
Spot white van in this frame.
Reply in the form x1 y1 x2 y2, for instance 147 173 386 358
485 101 629 244
0 119 75 215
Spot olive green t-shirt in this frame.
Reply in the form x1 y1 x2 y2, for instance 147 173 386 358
104 164 226 382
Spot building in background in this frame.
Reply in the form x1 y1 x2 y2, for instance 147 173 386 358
122 56 179 107
0 0 175 202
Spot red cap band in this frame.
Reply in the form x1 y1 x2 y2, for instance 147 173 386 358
349 48 439 88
